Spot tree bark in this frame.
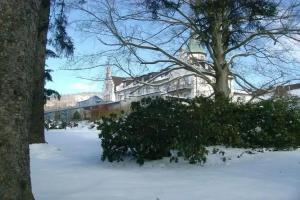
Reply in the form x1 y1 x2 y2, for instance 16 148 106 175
0 0 41 199
30 0 51 144
215 68 230 99
210 14 231 100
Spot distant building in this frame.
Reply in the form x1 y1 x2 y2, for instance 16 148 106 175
76 96 103 107
274 83 300 107
45 95 105 122
273 83 300 98
102 38 234 102
45 92 102 111
232 83 300 103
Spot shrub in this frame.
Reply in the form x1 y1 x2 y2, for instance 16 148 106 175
98 113 129 162
72 111 81 121
44 119 68 129
187 97 242 146
237 98 300 149
97 96 300 165
99 98 179 164
44 119 80 129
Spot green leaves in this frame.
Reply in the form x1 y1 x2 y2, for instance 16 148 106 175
97 96 300 165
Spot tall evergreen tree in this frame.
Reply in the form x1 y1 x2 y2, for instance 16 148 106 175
30 0 51 144
30 0 74 144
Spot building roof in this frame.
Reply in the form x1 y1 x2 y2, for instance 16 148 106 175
77 96 102 103
275 83 300 97
112 76 127 87
282 83 300 91
112 71 163 88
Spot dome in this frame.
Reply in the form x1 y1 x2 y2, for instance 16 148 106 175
187 37 205 54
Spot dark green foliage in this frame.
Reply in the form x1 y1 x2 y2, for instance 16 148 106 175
143 0 278 48
44 89 61 103
46 49 58 58
98 97 300 165
44 69 54 82
142 0 180 18
45 120 67 129
99 98 195 165
44 69 61 104
44 120 80 129
72 111 82 121
43 0 74 104
98 114 129 162
237 98 300 149
127 98 180 164
49 0 74 57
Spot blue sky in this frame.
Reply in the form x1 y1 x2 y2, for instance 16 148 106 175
46 58 103 95
45 19 106 95
45 1 187 95
46 1 300 95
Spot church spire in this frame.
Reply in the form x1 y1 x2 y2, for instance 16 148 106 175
105 65 112 80
103 65 115 102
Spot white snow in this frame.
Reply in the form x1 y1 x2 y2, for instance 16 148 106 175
30 125 300 200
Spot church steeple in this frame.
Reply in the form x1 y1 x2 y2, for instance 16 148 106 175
103 65 115 102
105 65 112 80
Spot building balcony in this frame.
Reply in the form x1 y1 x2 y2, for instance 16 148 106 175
166 83 193 93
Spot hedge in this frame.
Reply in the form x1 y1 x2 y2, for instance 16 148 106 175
97 97 300 165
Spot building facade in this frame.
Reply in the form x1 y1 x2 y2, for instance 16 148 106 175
45 96 104 122
102 38 234 102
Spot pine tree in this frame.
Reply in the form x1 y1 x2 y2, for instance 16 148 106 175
30 0 74 144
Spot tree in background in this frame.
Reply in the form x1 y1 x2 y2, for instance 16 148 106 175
54 112 62 121
44 69 61 104
30 0 74 144
0 1 41 199
72 0 300 100
72 111 82 121
30 0 52 144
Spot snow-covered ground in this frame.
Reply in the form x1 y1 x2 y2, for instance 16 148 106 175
30 123 300 200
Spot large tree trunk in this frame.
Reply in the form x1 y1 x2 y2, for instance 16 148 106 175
212 54 231 100
0 0 41 199
211 17 231 100
215 67 230 99
30 0 51 144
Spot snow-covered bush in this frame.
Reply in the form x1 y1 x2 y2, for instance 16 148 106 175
45 120 67 129
98 97 209 165
99 99 178 164
98 97 300 165
44 120 78 129
98 113 129 162
237 98 300 149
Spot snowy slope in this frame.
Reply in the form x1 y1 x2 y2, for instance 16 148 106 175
30 127 300 200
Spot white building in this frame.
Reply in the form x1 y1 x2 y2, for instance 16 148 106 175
102 38 234 102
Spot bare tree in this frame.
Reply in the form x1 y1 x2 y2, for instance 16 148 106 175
68 0 300 99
